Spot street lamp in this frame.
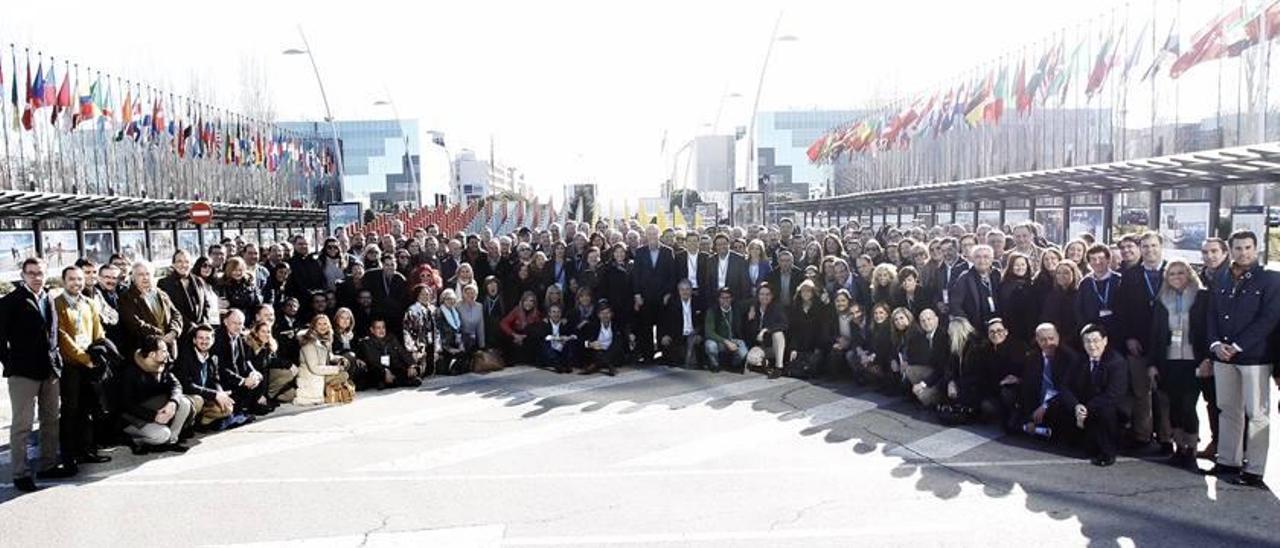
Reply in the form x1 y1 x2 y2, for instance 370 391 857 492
372 96 422 207
283 25 345 201
745 12 797 223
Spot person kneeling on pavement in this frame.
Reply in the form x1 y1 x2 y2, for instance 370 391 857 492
175 324 248 431
357 318 422 388
119 334 194 454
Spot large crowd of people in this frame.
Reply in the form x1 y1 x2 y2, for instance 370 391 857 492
2 214 1278 493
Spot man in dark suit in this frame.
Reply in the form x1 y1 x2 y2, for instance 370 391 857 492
286 234 326 301
1 258 77 492
949 244 1002 328
439 239 463 285
931 237 970 317
174 324 237 430
158 250 212 339
1077 323 1129 467
827 257 867 311
1115 231 1166 452
1019 323 1084 447
580 300 624 376
765 250 804 308
533 303 577 373
703 287 747 372
213 309 271 416
659 280 704 367
632 224 677 362
362 253 409 336
674 231 711 312
709 233 751 303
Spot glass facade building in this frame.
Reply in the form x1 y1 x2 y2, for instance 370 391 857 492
279 119 422 208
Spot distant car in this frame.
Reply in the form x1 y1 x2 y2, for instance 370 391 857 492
1268 207 1280 228
1120 209 1149 227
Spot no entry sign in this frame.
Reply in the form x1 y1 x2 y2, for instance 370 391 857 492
190 201 213 225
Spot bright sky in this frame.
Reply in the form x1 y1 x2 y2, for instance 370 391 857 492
1 0 1120 204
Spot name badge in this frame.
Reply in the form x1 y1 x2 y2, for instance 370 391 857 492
1099 309 1113 318
1171 329 1184 344
942 291 950 304
380 355 391 366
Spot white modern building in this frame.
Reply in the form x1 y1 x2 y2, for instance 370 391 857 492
454 149 529 204
278 119 426 209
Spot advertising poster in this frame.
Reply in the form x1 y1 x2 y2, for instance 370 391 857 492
327 202 363 236
1068 206 1105 241
730 191 765 228
1159 202 1211 263
43 230 81 269
83 231 115 265
151 230 176 267
1035 209 1065 244
0 232 38 281
119 231 149 263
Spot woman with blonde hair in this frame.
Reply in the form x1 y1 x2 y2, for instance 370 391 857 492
246 320 297 404
1148 258 1209 468
870 263 900 307
295 314 352 406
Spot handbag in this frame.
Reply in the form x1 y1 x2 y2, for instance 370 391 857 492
324 380 356 405
472 349 505 373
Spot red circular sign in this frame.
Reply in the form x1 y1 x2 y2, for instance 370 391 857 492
190 201 213 225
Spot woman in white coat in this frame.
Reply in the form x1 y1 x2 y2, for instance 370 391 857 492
295 314 352 405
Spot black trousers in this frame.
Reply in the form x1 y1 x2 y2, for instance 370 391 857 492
633 299 663 359
586 343 625 371
230 380 268 412
60 364 108 459
1085 402 1121 459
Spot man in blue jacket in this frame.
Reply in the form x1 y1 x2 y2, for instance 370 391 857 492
1203 230 1280 488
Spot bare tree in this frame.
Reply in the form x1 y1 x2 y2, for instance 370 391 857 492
238 56 276 123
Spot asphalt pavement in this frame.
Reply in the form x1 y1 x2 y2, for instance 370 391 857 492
1 366 1279 547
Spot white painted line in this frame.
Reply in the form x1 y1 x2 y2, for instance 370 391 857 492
357 375 798 472
8 459 1128 491
885 424 1004 461
617 392 890 468
115 368 674 478
205 525 506 548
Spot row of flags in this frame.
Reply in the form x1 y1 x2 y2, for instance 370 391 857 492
347 199 709 238
1 48 338 178
807 1 1280 165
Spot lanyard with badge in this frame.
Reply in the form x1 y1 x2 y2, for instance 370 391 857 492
1094 277 1113 318
1170 291 1185 346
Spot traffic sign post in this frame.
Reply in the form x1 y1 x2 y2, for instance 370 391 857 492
191 202 214 226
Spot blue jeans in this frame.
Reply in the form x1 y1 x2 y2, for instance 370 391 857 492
705 338 748 370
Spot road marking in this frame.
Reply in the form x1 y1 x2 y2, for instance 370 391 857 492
205 525 506 547
885 423 1004 461
357 375 798 472
115 368 674 478
7 459 1131 491
617 392 891 468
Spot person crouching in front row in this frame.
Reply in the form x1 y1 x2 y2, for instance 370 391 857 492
119 335 195 455
537 303 578 373
357 318 422 388
295 314 353 405
580 300 622 376
1019 323 1127 466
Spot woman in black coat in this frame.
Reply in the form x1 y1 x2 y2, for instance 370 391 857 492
601 243 636 335
480 276 507 351
1038 261 1081 351
996 253 1035 342
1147 259 1210 467
963 317 1030 430
784 280 831 378
745 282 789 378
863 302 896 388
219 257 264 318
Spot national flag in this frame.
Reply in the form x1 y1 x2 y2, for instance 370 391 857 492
1047 40 1083 105
78 77 97 121
152 97 166 134
963 72 993 127
1120 21 1150 82
1170 6 1242 79
1014 58 1031 115
985 66 1008 123
1085 29 1117 98
806 133 827 163
1142 23 1180 81
41 62 56 108
11 51 23 130
28 58 43 109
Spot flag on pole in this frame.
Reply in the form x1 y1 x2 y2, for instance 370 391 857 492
1142 23 1180 81
1120 21 1150 82
1170 6 1242 79
1085 29 1117 98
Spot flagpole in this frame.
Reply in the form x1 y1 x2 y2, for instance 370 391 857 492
0 51 12 190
